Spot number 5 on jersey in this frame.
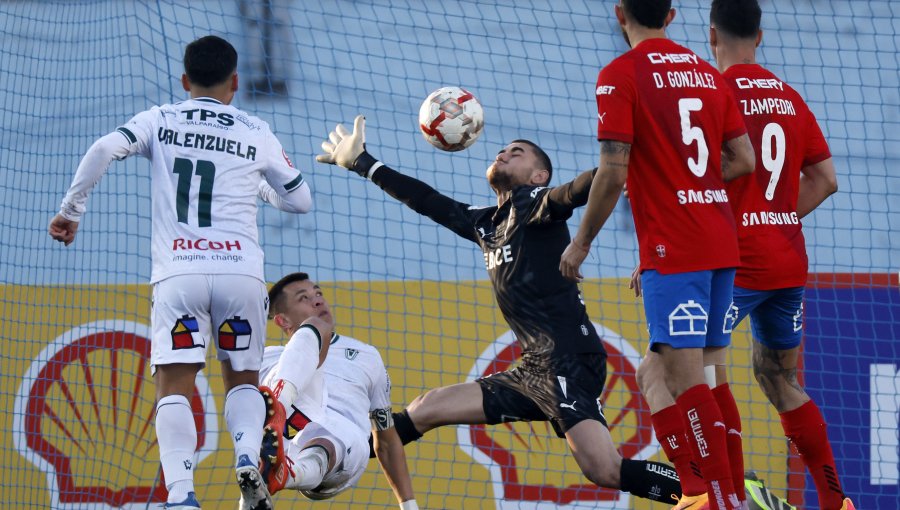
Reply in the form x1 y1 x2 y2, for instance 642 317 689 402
173 157 216 227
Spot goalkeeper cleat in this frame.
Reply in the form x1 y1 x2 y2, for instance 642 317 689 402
163 492 201 509
671 492 710 510
744 471 795 510
260 425 295 494
840 498 856 510
236 454 273 510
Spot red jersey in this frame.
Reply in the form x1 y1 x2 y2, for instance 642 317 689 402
597 39 746 274
723 64 831 290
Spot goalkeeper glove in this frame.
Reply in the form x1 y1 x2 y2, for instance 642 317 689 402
316 115 380 178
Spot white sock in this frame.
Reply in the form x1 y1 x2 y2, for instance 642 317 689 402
290 446 329 491
225 384 266 463
156 395 196 502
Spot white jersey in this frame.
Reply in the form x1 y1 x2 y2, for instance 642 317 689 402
260 333 393 438
59 97 312 283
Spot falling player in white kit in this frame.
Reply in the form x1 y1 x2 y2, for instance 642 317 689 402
48 36 312 510
255 272 418 510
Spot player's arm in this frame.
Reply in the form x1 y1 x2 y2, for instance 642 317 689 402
50 126 144 245
373 423 418 509
316 115 479 243
559 140 630 282
261 131 313 213
721 133 755 182
543 167 598 219
797 157 838 219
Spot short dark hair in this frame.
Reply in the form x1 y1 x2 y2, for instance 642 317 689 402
511 139 553 185
710 0 762 39
621 0 672 29
183 35 238 87
268 272 310 319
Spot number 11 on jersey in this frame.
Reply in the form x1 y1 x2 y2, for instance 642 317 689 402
173 157 216 227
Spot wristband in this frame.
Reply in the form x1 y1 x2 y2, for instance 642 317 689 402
352 151 381 178
399 499 419 510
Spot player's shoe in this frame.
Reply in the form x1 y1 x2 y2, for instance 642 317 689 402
671 493 710 510
744 471 795 510
236 454 273 510
259 385 288 438
260 425 295 494
163 492 201 509
840 498 856 510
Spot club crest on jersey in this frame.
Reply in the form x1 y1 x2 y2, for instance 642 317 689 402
345 348 359 360
656 244 666 258
172 315 204 349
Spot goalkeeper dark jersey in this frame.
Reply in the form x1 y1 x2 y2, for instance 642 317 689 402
369 163 605 365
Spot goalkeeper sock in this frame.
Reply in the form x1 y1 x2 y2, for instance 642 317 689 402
393 409 424 445
156 395 196 503
224 384 266 462
619 458 681 503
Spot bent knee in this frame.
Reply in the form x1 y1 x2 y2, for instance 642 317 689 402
581 461 621 489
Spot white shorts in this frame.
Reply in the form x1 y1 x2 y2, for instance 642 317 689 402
289 415 369 500
150 274 268 371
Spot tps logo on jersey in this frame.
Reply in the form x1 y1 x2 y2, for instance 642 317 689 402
13 321 218 509
171 314 204 349
218 316 252 351
457 324 656 508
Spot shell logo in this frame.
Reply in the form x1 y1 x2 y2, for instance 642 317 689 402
457 323 658 509
13 321 218 509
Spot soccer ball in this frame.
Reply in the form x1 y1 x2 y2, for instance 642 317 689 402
418 86 484 152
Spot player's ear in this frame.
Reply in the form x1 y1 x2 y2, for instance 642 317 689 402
531 168 550 186
755 30 763 48
230 72 238 92
181 73 190 92
664 8 676 27
273 313 290 331
614 4 627 27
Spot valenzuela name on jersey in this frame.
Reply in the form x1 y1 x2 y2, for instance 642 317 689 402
157 128 257 161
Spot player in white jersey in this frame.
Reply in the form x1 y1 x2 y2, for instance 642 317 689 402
254 272 418 510
48 36 312 510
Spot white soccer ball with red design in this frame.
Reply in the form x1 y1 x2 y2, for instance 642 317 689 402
418 86 484 152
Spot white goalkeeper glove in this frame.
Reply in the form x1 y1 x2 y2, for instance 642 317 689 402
316 115 380 177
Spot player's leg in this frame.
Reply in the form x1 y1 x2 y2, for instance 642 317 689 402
151 275 212 508
637 350 708 505
212 274 271 510
391 381 489 444
748 287 847 510
643 269 739 510
705 268 745 508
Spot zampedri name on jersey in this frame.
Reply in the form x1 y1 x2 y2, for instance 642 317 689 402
158 128 257 161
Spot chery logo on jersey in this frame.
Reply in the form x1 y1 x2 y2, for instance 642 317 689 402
13 321 218 509
457 324 657 508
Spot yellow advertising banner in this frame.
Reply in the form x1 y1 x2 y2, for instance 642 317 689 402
1 280 791 509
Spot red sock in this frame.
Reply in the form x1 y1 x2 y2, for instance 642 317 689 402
712 383 745 503
780 400 845 510
676 384 740 510
652 404 707 497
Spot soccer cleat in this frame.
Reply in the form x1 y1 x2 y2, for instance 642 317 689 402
671 492 710 510
744 471 795 510
840 498 856 510
236 454 273 510
260 425 295 494
163 491 201 509
259 385 287 438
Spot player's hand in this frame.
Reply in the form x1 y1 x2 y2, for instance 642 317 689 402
628 264 642 297
559 241 590 282
316 115 367 173
48 214 79 246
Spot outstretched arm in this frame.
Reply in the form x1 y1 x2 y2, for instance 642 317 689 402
317 115 478 242
543 167 598 219
797 157 838 219
558 140 631 282
49 131 133 245
373 426 418 509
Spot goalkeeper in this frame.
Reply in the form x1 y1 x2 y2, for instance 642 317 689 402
314 116 682 504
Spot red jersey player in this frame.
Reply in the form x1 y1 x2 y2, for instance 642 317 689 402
710 1 851 509
559 1 754 509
